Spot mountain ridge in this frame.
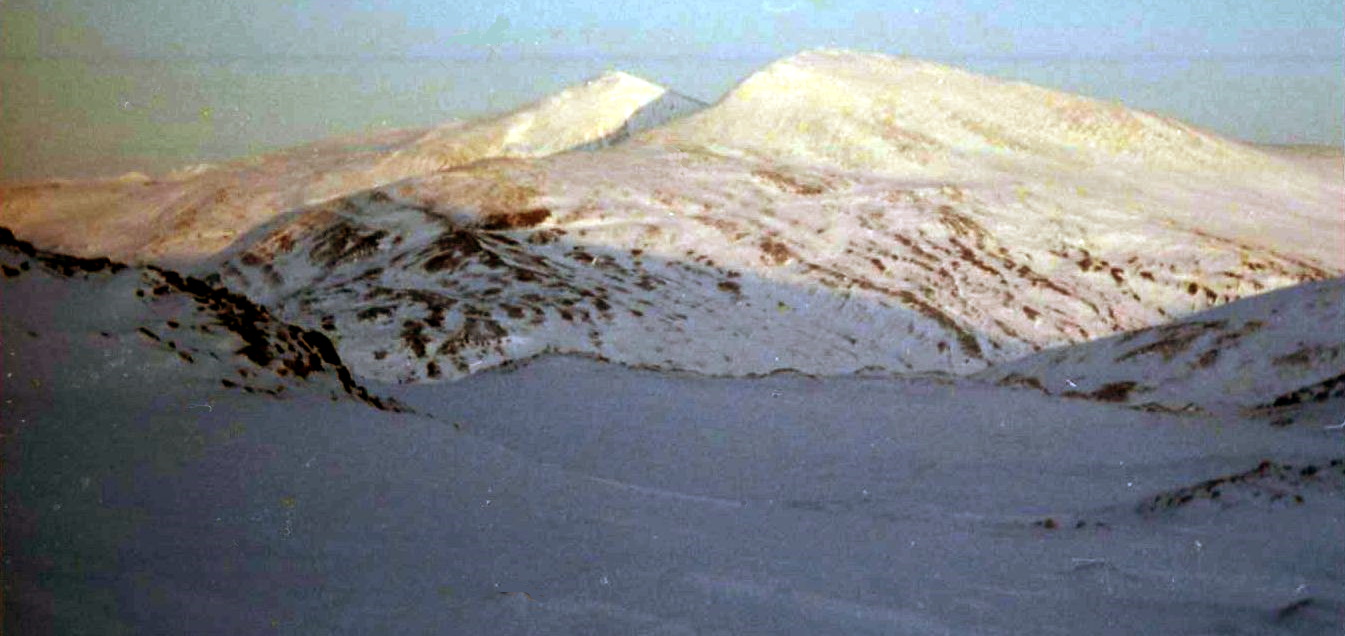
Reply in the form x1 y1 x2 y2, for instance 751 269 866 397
0 70 685 264
639 49 1297 181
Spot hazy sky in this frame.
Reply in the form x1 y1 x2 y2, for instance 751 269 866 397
1 1 1341 180
4 0 1341 60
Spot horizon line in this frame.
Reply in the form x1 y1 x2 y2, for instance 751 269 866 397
4 52 1341 65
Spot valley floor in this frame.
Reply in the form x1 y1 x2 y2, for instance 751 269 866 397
4 265 1344 634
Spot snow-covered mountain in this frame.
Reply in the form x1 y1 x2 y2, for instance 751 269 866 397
0 71 692 264
369 71 704 176
571 88 707 151
209 140 1335 381
641 49 1296 178
0 227 405 411
202 47 1337 381
7 47 1344 636
2 49 1341 382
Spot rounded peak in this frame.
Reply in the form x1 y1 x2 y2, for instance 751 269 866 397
649 48 1280 177
762 48 968 79
706 49 1010 118
776 48 947 67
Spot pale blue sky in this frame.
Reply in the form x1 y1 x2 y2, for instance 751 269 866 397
1 1 1341 180
4 0 1341 60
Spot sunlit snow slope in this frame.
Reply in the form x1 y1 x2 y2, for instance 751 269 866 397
211 142 1336 381
0 72 696 264
643 49 1296 178
192 50 1339 381
4 49 1341 381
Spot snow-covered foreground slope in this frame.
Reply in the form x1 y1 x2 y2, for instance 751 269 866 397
4 245 1344 634
0 72 698 264
0 229 407 411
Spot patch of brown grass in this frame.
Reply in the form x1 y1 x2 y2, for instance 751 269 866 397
752 169 827 196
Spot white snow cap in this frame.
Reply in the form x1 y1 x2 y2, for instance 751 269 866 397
643 48 1280 177
376 70 672 174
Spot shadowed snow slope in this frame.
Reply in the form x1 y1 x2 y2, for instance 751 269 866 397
0 72 684 264
976 276 1345 415
0 228 406 411
571 88 708 150
4 246 1344 634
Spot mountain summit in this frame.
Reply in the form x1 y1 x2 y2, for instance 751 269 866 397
642 49 1284 178
373 71 702 176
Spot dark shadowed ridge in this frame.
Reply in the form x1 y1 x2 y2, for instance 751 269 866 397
572 89 708 151
1 226 407 413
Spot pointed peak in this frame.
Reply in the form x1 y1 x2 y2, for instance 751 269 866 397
584 70 666 92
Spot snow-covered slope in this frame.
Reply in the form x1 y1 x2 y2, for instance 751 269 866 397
0 227 405 411
5 240 1344 634
637 51 1342 268
976 276 1345 416
205 139 1336 382
641 49 1294 179
572 88 707 151
0 72 688 264
4 49 1341 381
369 71 699 176
7 49 1345 635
